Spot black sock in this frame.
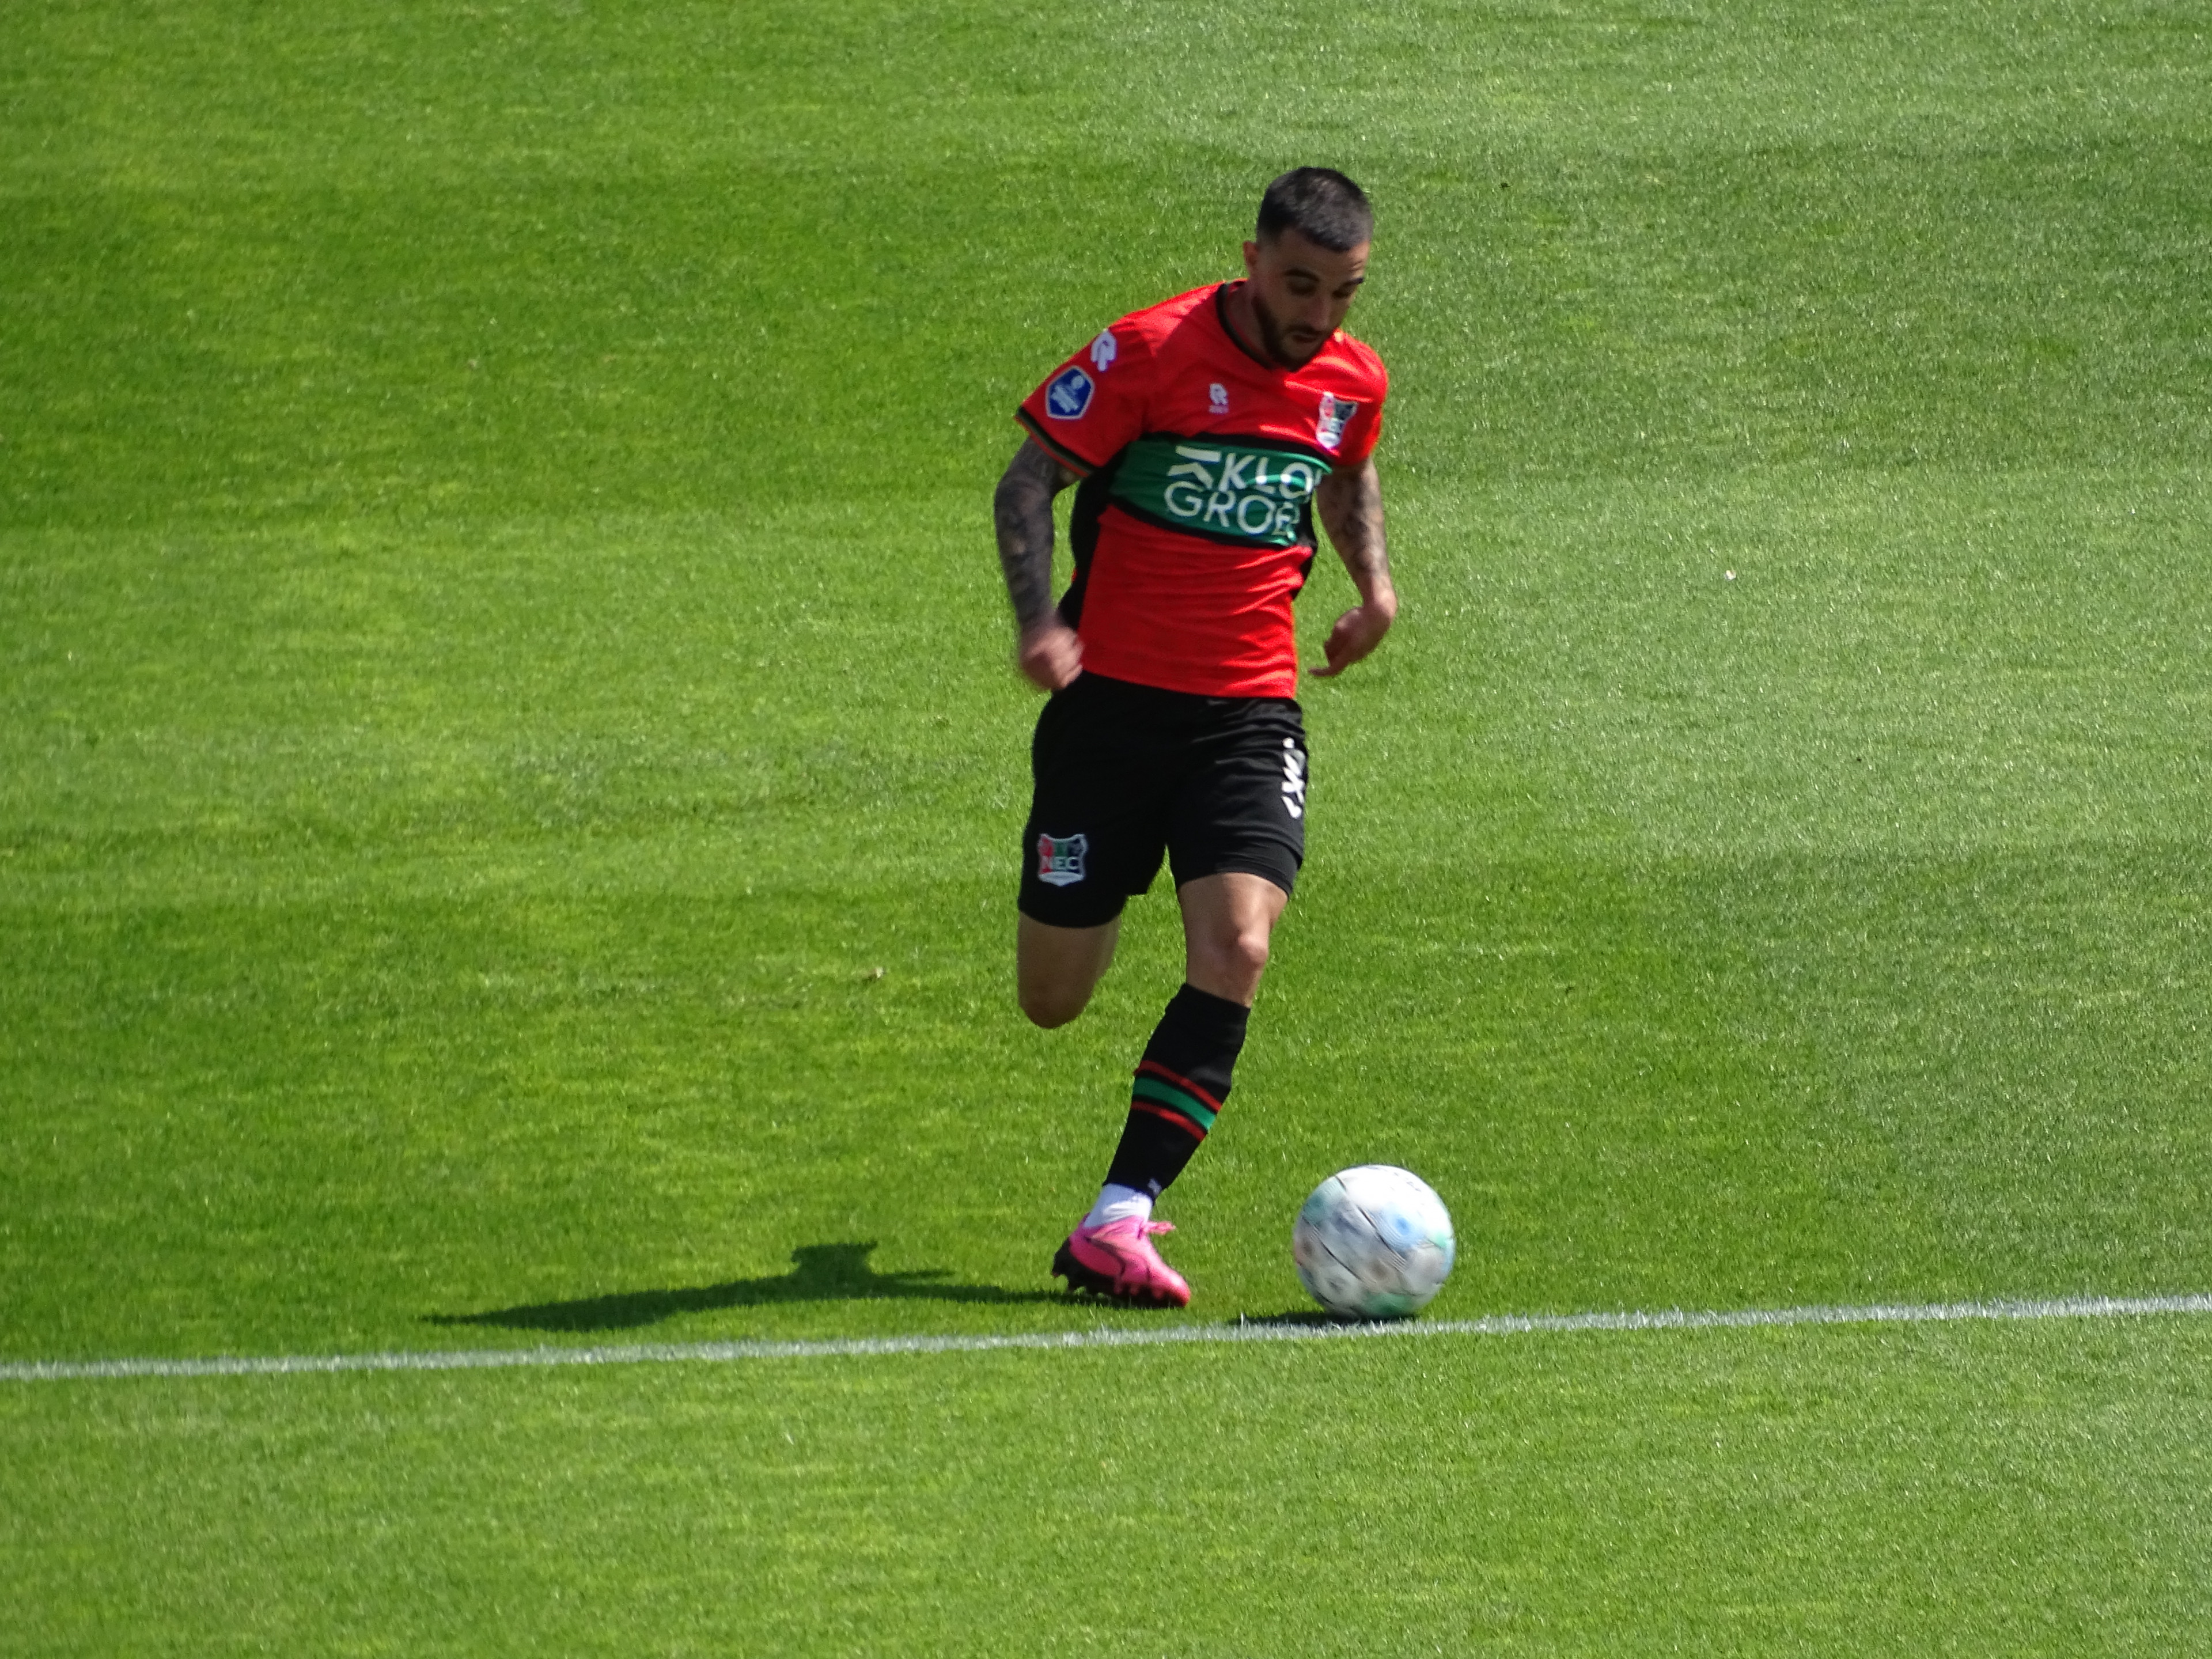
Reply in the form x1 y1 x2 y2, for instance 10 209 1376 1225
1103 984 1251 1200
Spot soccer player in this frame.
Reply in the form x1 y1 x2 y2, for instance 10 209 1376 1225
993 168 1396 1307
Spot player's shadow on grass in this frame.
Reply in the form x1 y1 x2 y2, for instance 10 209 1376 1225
426 1241 1062 1333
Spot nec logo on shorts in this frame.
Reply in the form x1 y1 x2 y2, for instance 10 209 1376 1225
1036 832 1088 886
1045 367 1094 420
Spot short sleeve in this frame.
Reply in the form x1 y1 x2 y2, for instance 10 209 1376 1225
1015 323 1151 474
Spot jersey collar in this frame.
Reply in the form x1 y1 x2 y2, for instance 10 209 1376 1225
1215 281 1304 373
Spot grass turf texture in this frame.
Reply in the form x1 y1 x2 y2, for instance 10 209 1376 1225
7 1320 2212 1652
3 0 2210 1649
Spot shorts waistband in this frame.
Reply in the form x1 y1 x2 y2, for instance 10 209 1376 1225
1060 671 1302 723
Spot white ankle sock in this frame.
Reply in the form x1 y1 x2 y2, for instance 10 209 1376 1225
1084 1183 1153 1228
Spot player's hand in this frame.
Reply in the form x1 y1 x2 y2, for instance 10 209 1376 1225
1017 621 1084 691
1310 600 1395 678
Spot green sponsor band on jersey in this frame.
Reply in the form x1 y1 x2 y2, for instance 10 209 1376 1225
1109 435 1331 547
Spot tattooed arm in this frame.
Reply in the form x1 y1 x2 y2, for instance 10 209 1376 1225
994 437 1084 690
1310 456 1397 678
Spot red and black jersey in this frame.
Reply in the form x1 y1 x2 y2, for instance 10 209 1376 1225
1016 282 1388 700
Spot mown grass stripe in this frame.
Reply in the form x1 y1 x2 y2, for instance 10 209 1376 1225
6 1293 2209 1384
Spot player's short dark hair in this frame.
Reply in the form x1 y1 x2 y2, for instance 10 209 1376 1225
1256 168 1373 252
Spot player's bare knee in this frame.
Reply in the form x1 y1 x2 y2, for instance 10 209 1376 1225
1191 928 1270 1000
1228 926 1271 985
1020 980 1089 1029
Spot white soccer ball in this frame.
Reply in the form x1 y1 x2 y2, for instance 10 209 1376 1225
1293 1164 1456 1320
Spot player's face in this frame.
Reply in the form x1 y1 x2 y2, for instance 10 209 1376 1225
1241 228 1369 368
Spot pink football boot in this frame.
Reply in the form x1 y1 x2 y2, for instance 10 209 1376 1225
1052 1217 1192 1308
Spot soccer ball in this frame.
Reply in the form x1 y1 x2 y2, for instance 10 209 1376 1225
1292 1165 1456 1320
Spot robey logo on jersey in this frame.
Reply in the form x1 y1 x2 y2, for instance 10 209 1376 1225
1161 444 1321 539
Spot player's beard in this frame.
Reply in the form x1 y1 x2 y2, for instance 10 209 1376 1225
1250 288 1327 369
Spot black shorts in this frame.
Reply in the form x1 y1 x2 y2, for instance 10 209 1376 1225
1018 672 1309 929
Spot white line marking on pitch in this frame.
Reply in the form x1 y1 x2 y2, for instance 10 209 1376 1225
5 1293 2210 1383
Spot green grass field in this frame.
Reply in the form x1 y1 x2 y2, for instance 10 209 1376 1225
5 1 2211 1650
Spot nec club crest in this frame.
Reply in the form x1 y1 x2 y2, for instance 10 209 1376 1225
1316 392 1358 451
1046 366 1094 420
1036 832 1088 887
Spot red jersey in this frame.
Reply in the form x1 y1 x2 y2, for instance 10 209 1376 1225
1016 283 1388 699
